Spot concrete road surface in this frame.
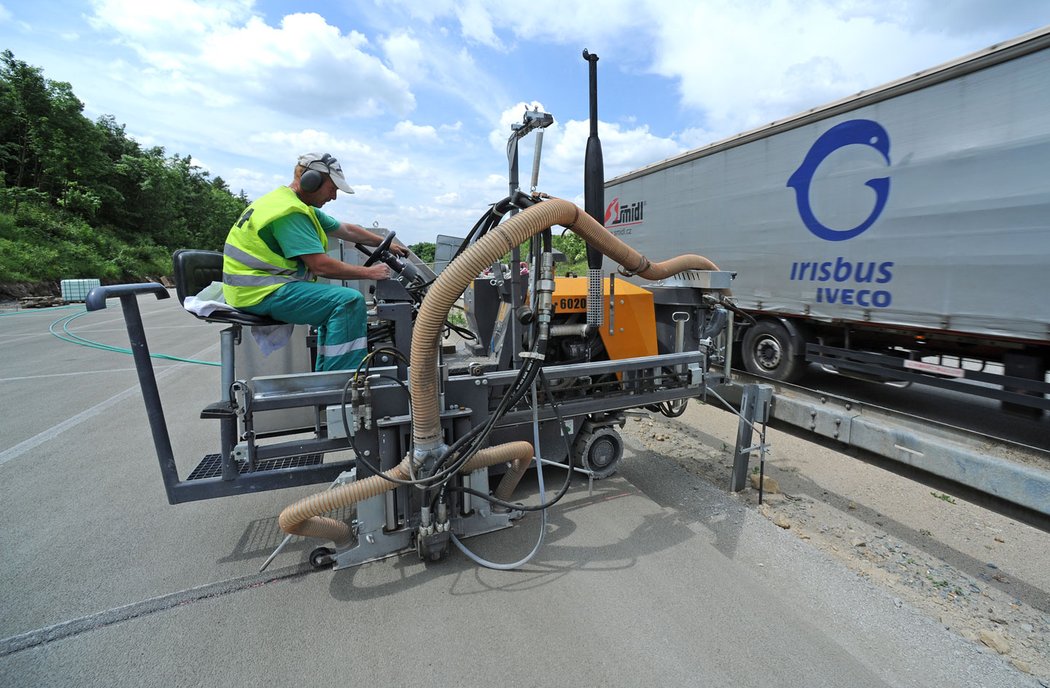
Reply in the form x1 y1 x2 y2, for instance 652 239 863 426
0 294 1038 687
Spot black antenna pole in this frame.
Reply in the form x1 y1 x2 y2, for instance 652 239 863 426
582 49 604 270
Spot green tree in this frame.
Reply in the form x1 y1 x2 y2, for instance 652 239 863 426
0 50 109 205
409 241 436 264
552 232 586 265
0 50 53 195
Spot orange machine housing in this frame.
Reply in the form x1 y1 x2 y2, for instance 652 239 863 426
552 277 657 360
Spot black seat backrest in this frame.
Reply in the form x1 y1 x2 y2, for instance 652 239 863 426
171 248 284 328
173 249 223 306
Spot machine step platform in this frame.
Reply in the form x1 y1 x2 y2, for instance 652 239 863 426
186 453 324 481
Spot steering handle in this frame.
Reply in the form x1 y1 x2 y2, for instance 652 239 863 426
359 232 396 267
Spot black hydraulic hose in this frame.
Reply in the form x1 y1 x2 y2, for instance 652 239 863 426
454 201 505 262
438 353 542 474
424 355 546 511
452 192 539 264
434 237 562 508
432 305 553 491
445 369 576 512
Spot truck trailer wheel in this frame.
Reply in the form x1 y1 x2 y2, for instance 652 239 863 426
741 320 805 382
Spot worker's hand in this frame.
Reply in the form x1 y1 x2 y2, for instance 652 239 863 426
366 264 392 281
390 242 409 257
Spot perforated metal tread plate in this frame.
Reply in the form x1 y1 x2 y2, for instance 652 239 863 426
186 453 324 480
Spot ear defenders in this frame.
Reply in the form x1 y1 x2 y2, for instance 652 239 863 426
299 154 338 193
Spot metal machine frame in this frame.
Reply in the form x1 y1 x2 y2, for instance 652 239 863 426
86 265 771 571
85 54 774 570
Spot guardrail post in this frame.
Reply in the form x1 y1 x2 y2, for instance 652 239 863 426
730 383 773 492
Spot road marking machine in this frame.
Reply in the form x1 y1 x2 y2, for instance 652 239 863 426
87 52 772 571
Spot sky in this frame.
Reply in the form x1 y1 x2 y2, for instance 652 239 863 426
1 1 1047 246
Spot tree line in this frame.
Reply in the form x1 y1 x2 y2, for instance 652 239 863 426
0 50 251 286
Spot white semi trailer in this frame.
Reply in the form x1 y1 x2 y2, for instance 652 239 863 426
604 26 1050 415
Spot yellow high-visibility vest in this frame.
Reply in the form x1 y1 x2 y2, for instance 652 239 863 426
222 186 328 307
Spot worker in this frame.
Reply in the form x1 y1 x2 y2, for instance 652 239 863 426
222 152 408 371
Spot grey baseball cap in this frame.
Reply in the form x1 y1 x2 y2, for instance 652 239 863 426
297 152 354 194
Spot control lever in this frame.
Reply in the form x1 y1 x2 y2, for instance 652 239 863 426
356 231 423 287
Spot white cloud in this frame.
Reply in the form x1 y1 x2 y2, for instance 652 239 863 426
87 2 415 119
227 166 280 195
554 118 682 178
640 0 1048 140
894 0 1049 34
381 32 426 76
379 30 509 120
456 0 501 48
390 120 439 141
379 0 645 46
376 0 1048 146
350 185 396 202
247 129 414 182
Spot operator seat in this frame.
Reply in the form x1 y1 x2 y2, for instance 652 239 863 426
173 248 299 480
172 248 281 327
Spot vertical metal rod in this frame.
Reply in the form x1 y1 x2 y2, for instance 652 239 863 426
380 427 398 532
219 327 240 480
454 417 473 516
608 272 616 336
509 246 523 367
462 474 472 516
530 130 544 192
724 308 735 380
674 312 689 376
508 133 520 198
118 294 180 504
758 455 766 504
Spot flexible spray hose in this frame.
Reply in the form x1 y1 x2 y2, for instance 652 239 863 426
278 442 534 542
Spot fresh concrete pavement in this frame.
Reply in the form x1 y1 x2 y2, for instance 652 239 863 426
0 293 1037 687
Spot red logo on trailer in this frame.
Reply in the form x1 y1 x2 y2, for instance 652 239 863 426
605 197 644 228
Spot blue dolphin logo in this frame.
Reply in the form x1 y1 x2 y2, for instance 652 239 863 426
787 119 891 241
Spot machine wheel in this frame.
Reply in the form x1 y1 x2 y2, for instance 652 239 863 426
741 320 805 382
309 546 335 570
574 426 624 479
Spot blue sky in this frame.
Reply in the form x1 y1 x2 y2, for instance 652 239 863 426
2 1 1047 245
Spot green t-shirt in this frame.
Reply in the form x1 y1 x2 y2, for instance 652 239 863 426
258 208 340 276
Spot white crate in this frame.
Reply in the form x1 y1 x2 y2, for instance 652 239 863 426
60 279 101 302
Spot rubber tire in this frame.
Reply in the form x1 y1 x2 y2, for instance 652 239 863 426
741 320 805 382
575 427 624 479
309 546 335 570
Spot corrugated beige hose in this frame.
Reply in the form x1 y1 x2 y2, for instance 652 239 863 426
278 444 535 541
